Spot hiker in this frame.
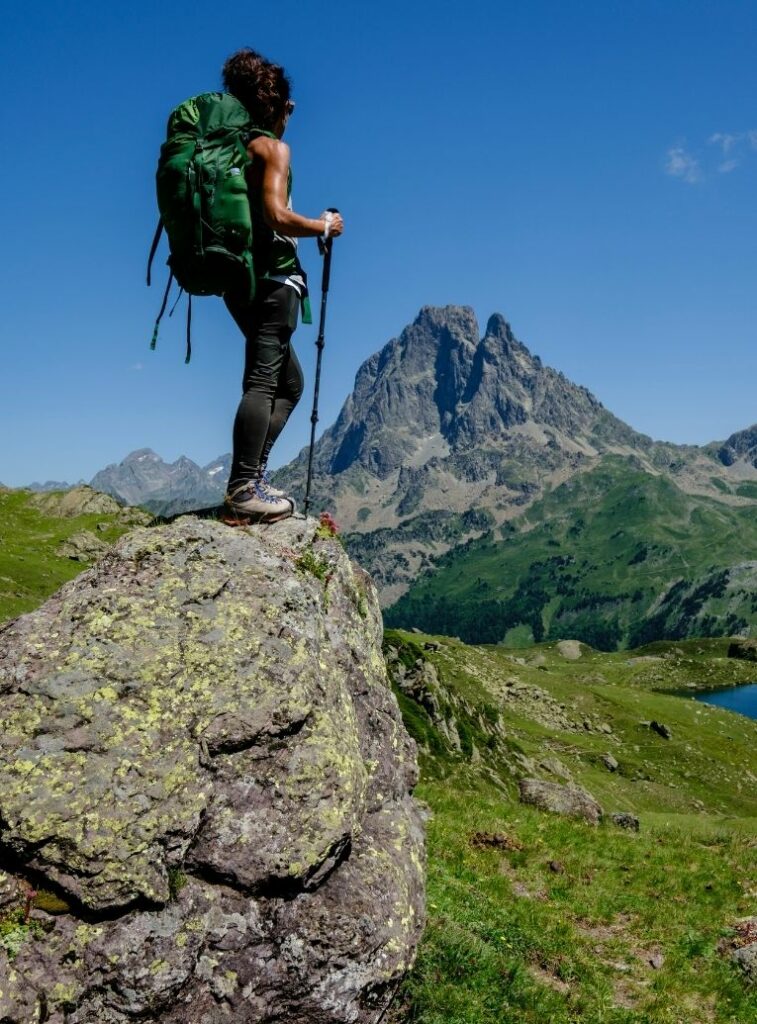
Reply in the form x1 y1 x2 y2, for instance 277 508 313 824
221 48 344 522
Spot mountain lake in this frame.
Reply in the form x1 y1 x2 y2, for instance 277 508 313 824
690 683 757 721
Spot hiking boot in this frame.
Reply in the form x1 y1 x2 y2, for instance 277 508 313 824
223 479 294 524
257 463 286 498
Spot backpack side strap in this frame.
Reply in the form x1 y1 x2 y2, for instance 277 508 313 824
150 270 174 351
185 294 192 365
146 219 164 286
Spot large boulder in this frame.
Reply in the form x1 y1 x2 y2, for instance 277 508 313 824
0 516 425 1023
55 528 111 562
518 779 603 825
733 944 757 985
728 639 757 663
556 639 583 661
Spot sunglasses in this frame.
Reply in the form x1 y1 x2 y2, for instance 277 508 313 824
285 100 295 116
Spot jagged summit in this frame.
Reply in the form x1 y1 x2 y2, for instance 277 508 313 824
298 305 641 485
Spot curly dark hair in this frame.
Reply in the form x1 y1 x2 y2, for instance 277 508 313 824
222 48 292 129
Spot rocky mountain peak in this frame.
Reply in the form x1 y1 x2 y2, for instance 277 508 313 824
717 424 757 469
317 305 620 480
268 304 672 604
123 447 162 464
484 311 535 360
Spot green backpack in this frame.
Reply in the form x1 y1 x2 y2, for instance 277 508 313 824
147 92 263 362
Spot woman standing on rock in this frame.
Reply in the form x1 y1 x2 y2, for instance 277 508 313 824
222 48 344 523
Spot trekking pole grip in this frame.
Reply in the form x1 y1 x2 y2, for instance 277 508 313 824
320 208 339 293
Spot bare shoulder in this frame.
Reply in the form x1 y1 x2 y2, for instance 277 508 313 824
247 135 290 169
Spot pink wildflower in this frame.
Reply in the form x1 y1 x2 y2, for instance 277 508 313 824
319 512 340 536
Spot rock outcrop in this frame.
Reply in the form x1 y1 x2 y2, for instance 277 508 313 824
55 529 112 562
29 486 132 519
556 640 583 661
728 639 757 662
518 779 603 825
716 424 757 470
0 516 425 1023
723 917 757 987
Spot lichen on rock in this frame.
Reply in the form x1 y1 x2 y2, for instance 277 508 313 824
0 516 425 1023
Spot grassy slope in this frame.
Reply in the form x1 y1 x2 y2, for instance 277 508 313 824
386 629 757 1023
0 490 135 624
385 456 757 648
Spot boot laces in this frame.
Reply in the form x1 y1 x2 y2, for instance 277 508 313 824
253 478 282 504
229 480 278 505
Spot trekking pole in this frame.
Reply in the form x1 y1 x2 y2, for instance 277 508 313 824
303 209 338 517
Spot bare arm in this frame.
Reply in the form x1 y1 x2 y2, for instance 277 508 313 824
248 136 343 238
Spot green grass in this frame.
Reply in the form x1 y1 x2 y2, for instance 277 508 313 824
385 629 757 1022
0 907 44 962
402 777 757 1024
295 547 331 581
0 490 136 624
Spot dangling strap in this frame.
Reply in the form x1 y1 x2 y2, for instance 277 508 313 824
168 286 185 318
185 294 192 364
146 219 164 286
296 262 313 324
150 270 174 350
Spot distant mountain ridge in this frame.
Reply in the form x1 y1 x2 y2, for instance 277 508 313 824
89 449 231 517
26 479 85 493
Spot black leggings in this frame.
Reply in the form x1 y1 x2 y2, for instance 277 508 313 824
225 280 304 490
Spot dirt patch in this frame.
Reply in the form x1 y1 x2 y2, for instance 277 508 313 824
526 961 571 996
573 913 655 1008
573 912 634 944
611 974 645 1009
498 861 548 901
469 830 523 851
635 945 664 970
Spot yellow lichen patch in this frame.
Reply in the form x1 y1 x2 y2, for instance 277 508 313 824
49 981 81 1006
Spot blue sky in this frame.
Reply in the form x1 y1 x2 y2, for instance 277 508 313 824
1 0 756 485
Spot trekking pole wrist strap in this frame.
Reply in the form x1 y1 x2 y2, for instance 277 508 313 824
321 211 334 239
